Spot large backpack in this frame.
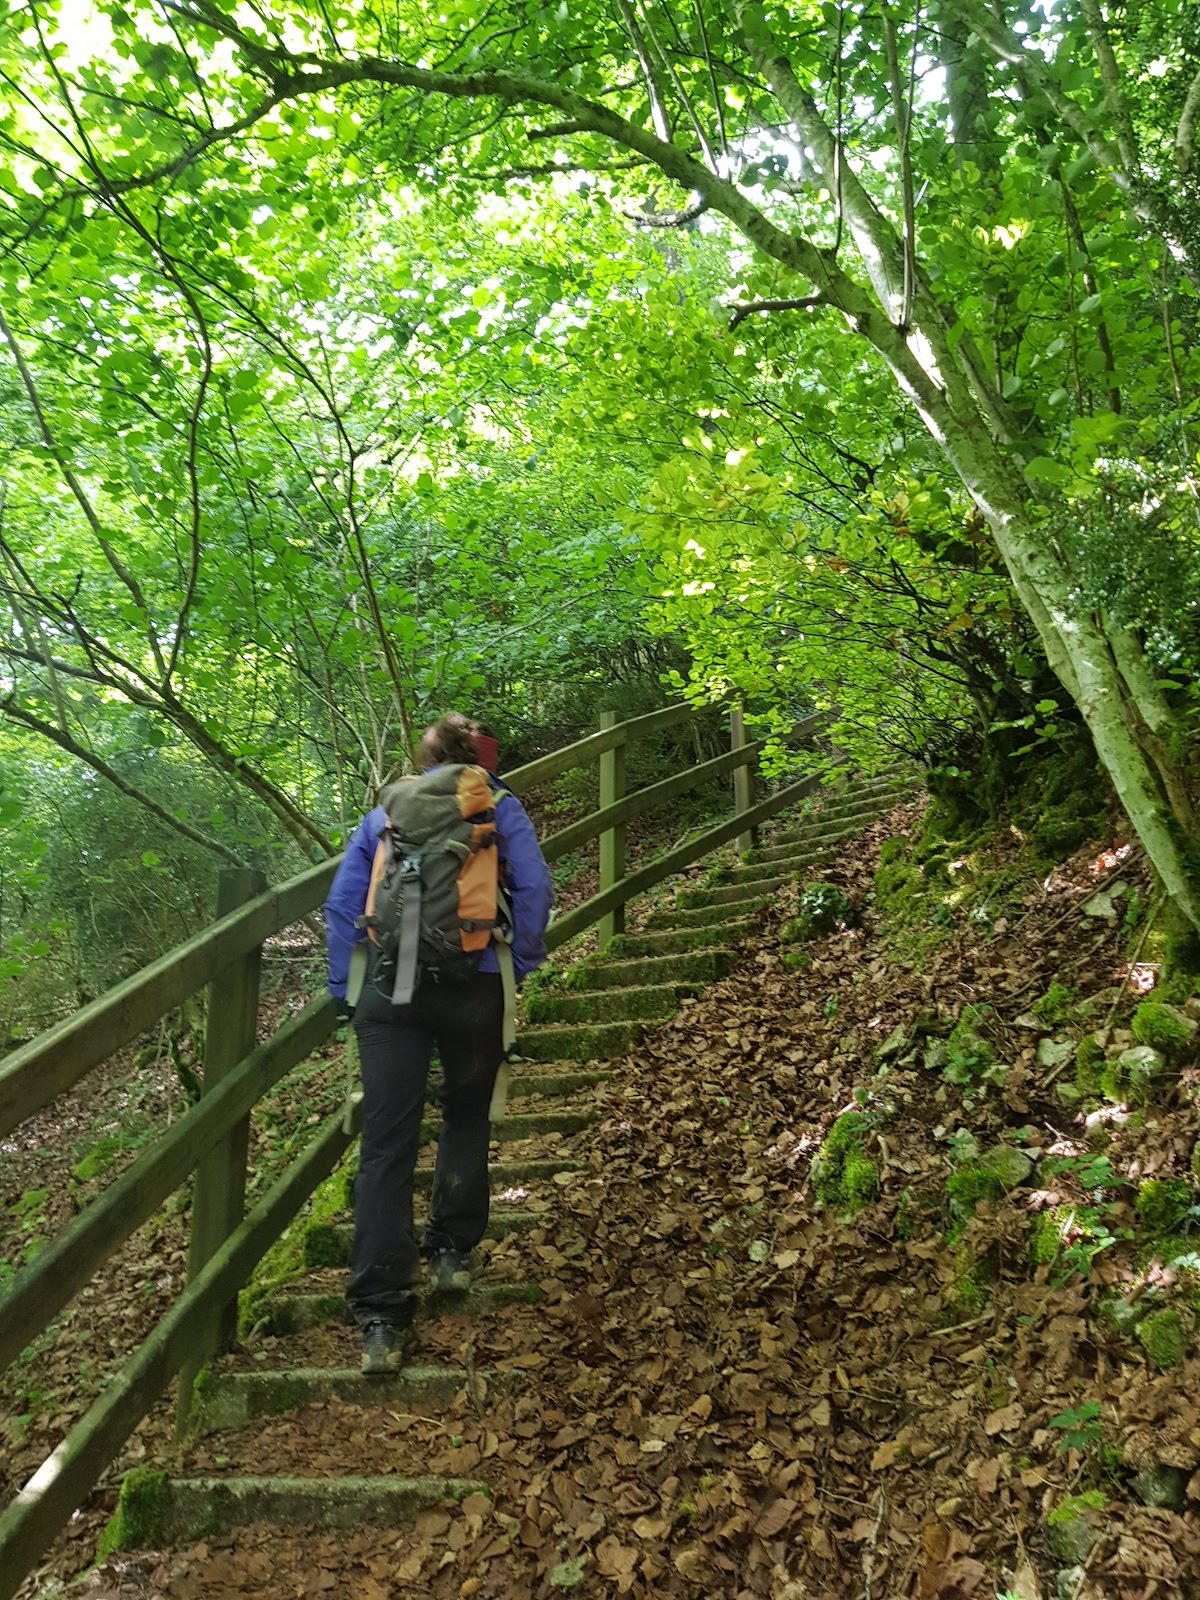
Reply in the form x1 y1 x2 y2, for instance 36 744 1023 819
360 765 514 1021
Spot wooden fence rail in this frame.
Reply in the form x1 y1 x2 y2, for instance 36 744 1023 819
0 698 827 1600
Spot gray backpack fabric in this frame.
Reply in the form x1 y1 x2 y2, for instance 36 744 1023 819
362 764 508 1010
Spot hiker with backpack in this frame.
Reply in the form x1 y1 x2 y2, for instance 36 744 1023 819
323 716 554 1373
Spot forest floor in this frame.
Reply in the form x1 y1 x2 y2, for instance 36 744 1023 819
14 791 1200 1598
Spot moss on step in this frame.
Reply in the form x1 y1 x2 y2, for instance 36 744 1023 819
98 1468 174 1556
240 1149 357 1336
677 879 784 911
608 921 755 957
103 1473 486 1545
525 983 683 1025
516 1018 641 1061
193 1365 476 1432
580 950 734 990
813 1111 879 1217
649 898 768 930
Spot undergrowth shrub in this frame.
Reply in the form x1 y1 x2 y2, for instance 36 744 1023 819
781 883 854 944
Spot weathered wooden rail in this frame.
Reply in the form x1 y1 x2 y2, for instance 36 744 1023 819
0 700 827 1597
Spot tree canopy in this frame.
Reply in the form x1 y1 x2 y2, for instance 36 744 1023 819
2 0 1199 1015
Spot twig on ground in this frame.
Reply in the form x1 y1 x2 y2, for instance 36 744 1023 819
861 1485 887 1600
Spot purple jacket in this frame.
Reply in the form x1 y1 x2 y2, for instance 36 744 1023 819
322 773 554 1000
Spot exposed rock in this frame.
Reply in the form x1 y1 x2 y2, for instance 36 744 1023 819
1036 1036 1073 1070
876 1022 908 1060
1081 880 1128 919
977 1143 1034 1189
1132 1464 1188 1511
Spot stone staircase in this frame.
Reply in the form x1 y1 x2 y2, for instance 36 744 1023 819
105 770 914 1548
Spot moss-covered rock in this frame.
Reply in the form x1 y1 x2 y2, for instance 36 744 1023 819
1135 1178 1193 1233
1045 1491 1107 1564
1131 1000 1197 1058
879 837 907 866
1032 982 1075 1026
813 1111 879 1217
1136 1308 1188 1369
1100 1044 1167 1104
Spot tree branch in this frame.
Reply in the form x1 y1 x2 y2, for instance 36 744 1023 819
0 697 248 865
727 295 830 329
0 303 170 679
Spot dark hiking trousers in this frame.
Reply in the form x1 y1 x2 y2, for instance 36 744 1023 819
348 961 504 1328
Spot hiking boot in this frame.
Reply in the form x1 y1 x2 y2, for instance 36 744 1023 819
427 1249 473 1294
360 1319 413 1375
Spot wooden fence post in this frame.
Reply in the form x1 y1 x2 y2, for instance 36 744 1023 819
598 711 627 951
731 702 757 858
177 866 265 1430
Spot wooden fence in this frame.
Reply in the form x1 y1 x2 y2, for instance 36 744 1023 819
0 701 827 1597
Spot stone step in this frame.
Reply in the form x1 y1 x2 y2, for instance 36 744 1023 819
193 1364 489 1433
108 1471 485 1546
770 782 916 841
254 1281 544 1338
576 948 735 990
770 804 901 850
491 1107 595 1139
606 920 756 958
647 896 768 930
755 825 870 864
304 1205 553 1268
417 1106 593 1146
506 1067 610 1099
340 1158 585 1203
677 876 788 910
423 1154 581 1187
525 981 687 1026
515 1018 641 1061
725 846 836 883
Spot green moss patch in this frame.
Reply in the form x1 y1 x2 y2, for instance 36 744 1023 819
1074 1034 1105 1096
1031 982 1075 1027
1136 1308 1189 1369
943 1006 1005 1091
1100 1045 1168 1105
813 1111 879 1217
1131 1000 1197 1058
98 1467 173 1554
1135 1178 1193 1233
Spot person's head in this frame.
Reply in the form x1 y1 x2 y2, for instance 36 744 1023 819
418 713 479 768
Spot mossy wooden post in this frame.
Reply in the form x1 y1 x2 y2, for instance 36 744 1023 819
177 867 265 1429
731 702 757 857
598 711 627 951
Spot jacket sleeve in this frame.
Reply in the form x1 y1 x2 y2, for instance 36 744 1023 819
496 791 554 979
323 809 384 999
